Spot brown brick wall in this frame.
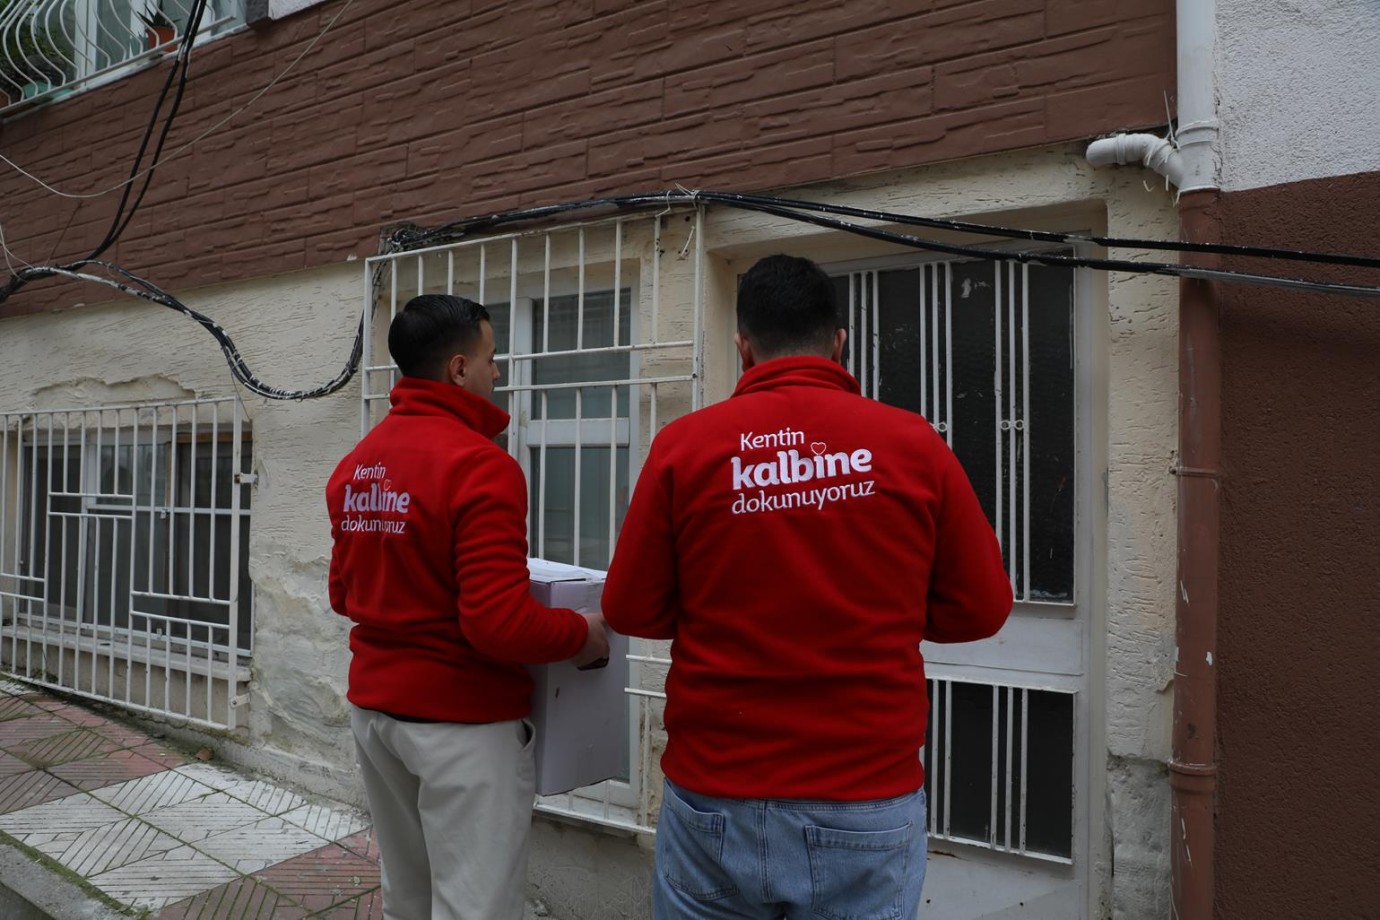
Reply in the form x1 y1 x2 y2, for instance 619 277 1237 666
0 0 1173 313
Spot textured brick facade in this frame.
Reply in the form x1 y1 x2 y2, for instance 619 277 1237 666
0 0 1173 312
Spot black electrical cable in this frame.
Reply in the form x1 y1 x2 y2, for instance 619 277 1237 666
94 0 210 258
0 0 209 304
50 258 373 401
6 187 1380 401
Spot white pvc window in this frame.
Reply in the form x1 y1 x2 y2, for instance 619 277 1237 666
0 398 253 729
363 211 704 832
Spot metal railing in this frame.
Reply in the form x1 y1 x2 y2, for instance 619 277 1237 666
0 0 242 114
0 396 253 730
364 209 705 832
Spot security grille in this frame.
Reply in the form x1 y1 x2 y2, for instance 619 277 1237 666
363 209 704 831
0 397 253 729
0 0 243 115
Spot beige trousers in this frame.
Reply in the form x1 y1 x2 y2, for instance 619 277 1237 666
350 707 536 920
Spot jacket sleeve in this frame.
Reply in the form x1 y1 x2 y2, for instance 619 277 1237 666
326 484 349 617
328 532 349 617
453 451 589 663
602 441 681 640
925 449 1014 643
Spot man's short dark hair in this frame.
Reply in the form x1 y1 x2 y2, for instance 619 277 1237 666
736 254 839 359
388 294 491 380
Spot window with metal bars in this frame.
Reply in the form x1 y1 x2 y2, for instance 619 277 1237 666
924 678 1075 861
831 257 1076 603
0 399 253 729
0 0 243 113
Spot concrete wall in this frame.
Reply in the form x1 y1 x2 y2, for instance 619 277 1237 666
1216 0 1380 191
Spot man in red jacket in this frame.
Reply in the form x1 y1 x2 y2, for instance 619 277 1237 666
327 294 609 920
603 255 1013 919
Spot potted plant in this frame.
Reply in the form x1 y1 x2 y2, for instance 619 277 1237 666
0 2 69 106
135 5 177 50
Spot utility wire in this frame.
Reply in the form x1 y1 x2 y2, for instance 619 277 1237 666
4 188 1379 401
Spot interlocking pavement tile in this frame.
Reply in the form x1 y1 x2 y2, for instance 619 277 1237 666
153 876 309 920
336 829 380 864
42 701 116 727
0 715 82 747
251 843 380 913
143 792 268 843
49 748 173 791
220 779 305 816
7 728 121 768
0 771 81 813
310 888 384 919
129 742 194 768
0 696 45 722
192 815 329 874
0 791 125 839
0 751 33 778
90 768 218 816
0 679 41 697
32 815 182 877
90 844 239 911
279 803 369 843
171 761 244 791
88 721 157 749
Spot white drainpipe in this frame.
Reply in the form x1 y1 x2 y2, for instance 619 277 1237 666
1086 0 1218 192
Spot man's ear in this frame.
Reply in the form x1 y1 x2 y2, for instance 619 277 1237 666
446 352 467 386
830 328 847 363
734 333 756 371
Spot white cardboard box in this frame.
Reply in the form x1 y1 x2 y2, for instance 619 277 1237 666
527 558 629 796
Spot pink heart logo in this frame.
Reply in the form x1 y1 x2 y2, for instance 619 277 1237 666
383 479 393 491
810 441 828 456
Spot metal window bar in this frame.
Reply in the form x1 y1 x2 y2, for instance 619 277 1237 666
852 260 1045 600
361 209 705 832
0 396 252 730
921 676 1075 864
0 0 243 115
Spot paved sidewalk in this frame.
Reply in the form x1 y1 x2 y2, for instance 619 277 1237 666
0 678 382 918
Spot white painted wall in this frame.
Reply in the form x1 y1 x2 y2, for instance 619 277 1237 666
0 143 1180 920
1217 0 1380 190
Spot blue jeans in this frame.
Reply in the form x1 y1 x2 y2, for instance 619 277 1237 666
654 780 928 920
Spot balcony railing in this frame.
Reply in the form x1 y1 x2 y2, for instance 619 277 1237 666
0 0 242 115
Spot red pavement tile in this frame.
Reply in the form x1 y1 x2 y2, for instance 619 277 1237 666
87 721 157 749
125 743 194 769
0 751 33 778
309 888 383 919
0 715 82 746
336 829 380 864
8 729 122 768
43 701 119 727
252 843 381 913
48 748 174 791
0 770 81 813
0 697 45 722
152 875 310 920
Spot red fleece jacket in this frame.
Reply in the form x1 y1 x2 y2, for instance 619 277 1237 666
327 377 588 722
603 357 1012 800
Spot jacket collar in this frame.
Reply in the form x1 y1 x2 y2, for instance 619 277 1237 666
732 355 861 399
388 376 511 440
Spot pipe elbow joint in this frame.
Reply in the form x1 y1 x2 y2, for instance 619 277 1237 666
1086 133 1185 188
